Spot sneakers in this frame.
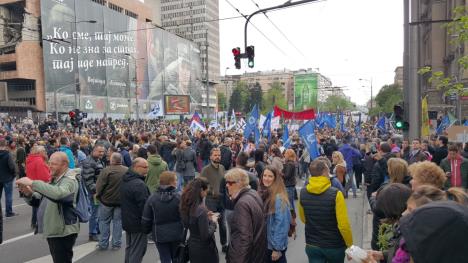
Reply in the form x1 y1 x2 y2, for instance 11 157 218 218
95 245 107 251
89 235 99 242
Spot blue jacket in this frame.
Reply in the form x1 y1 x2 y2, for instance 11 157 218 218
267 194 291 251
339 144 361 171
59 146 75 168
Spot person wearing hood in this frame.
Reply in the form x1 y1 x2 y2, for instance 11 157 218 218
26 145 51 229
440 144 468 189
142 171 183 263
298 159 352 263
121 157 150 263
95 153 128 250
145 145 168 194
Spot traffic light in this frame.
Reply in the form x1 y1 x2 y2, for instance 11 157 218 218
232 47 241 69
246 45 255 68
393 104 409 131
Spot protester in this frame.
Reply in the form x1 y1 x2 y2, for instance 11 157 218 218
432 136 448 165
440 144 468 189
142 171 183 263
145 144 168 194
95 152 128 250
220 137 233 170
282 149 297 238
58 137 76 168
339 136 361 199
368 143 393 201
17 152 79 263
299 159 352 263
0 139 17 217
254 149 267 178
81 144 106 241
331 151 347 186
25 145 51 228
180 177 218 263
235 151 259 190
408 161 447 190
174 139 197 186
269 146 284 172
408 139 428 164
259 166 291 263
121 158 150 263
198 133 213 167
225 168 266 263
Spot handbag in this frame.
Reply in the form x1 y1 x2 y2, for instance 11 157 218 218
174 227 189 263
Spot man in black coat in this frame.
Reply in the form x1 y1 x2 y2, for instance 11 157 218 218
197 133 213 167
80 144 106 241
432 136 448 165
121 158 150 263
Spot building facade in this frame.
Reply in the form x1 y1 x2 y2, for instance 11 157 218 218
414 0 468 120
159 0 220 110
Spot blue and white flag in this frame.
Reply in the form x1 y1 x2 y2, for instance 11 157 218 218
436 115 450 135
243 105 260 141
228 109 237 129
299 120 320 160
324 113 336 129
376 116 387 132
283 123 291 148
262 111 273 141
340 112 347 132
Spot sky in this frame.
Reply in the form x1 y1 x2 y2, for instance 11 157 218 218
218 0 404 106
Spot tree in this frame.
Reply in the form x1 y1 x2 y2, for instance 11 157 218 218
245 82 263 112
262 81 287 113
228 81 249 113
374 84 403 113
217 92 226 111
319 95 355 112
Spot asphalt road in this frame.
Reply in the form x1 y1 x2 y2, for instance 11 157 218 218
0 182 370 263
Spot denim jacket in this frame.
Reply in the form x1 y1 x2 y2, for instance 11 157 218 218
267 194 291 251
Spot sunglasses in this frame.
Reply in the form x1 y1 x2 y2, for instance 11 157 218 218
225 180 237 186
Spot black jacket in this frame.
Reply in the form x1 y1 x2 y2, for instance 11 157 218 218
198 138 212 160
141 186 183 243
0 150 15 183
160 141 176 163
282 161 297 187
368 153 394 195
187 205 218 263
432 146 448 165
220 145 232 170
80 156 105 194
0 200 2 244
121 169 150 233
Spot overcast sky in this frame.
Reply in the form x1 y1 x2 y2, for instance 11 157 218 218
218 0 404 106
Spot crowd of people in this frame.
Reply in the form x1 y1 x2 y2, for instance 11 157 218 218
0 116 467 263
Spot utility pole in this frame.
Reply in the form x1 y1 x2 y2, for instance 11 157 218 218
205 28 210 119
407 0 421 140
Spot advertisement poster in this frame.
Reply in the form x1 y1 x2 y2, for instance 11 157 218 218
164 95 190 115
41 0 202 115
294 73 318 111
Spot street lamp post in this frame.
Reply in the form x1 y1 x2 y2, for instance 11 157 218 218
224 67 230 110
125 53 144 126
54 83 75 123
359 78 373 111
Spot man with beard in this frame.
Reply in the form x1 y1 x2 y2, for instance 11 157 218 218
200 148 228 252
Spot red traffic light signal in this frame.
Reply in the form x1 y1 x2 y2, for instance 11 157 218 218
68 111 76 118
232 47 241 56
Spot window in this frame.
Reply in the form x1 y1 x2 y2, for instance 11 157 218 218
125 10 138 19
108 2 123 13
91 0 106 6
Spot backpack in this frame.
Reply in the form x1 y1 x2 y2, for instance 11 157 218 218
74 175 91 223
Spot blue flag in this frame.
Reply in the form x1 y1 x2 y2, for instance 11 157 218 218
299 120 320 160
340 112 347 132
262 111 272 141
243 105 259 140
355 113 362 133
325 113 336 129
464 120 468 126
436 115 450 135
376 116 387 132
316 112 325 129
283 124 291 148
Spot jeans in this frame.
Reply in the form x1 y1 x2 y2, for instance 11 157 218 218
0 179 14 215
125 232 147 263
98 204 122 248
176 172 183 192
344 170 357 198
47 234 78 263
167 161 175 171
305 244 345 263
156 241 179 263
266 248 287 263
89 196 100 235
286 186 296 212
224 209 234 243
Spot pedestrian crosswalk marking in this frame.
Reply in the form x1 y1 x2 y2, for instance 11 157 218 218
1 232 34 246
25 241 97 263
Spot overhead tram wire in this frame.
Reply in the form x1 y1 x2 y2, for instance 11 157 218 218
248 0 309 60
224 0 287 56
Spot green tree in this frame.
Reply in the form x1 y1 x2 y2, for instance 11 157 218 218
245 82 263 112
319 95 355 112
217 92 226 111
374 84 403 113
262 82 287 113
229 87 243 113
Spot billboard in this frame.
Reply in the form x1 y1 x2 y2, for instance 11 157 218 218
164 95 190 115
40 0 202 115
294 73 318 111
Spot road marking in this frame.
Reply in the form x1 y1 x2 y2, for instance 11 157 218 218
0 232 35 246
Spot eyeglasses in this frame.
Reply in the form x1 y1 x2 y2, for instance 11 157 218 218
225 180 237 186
